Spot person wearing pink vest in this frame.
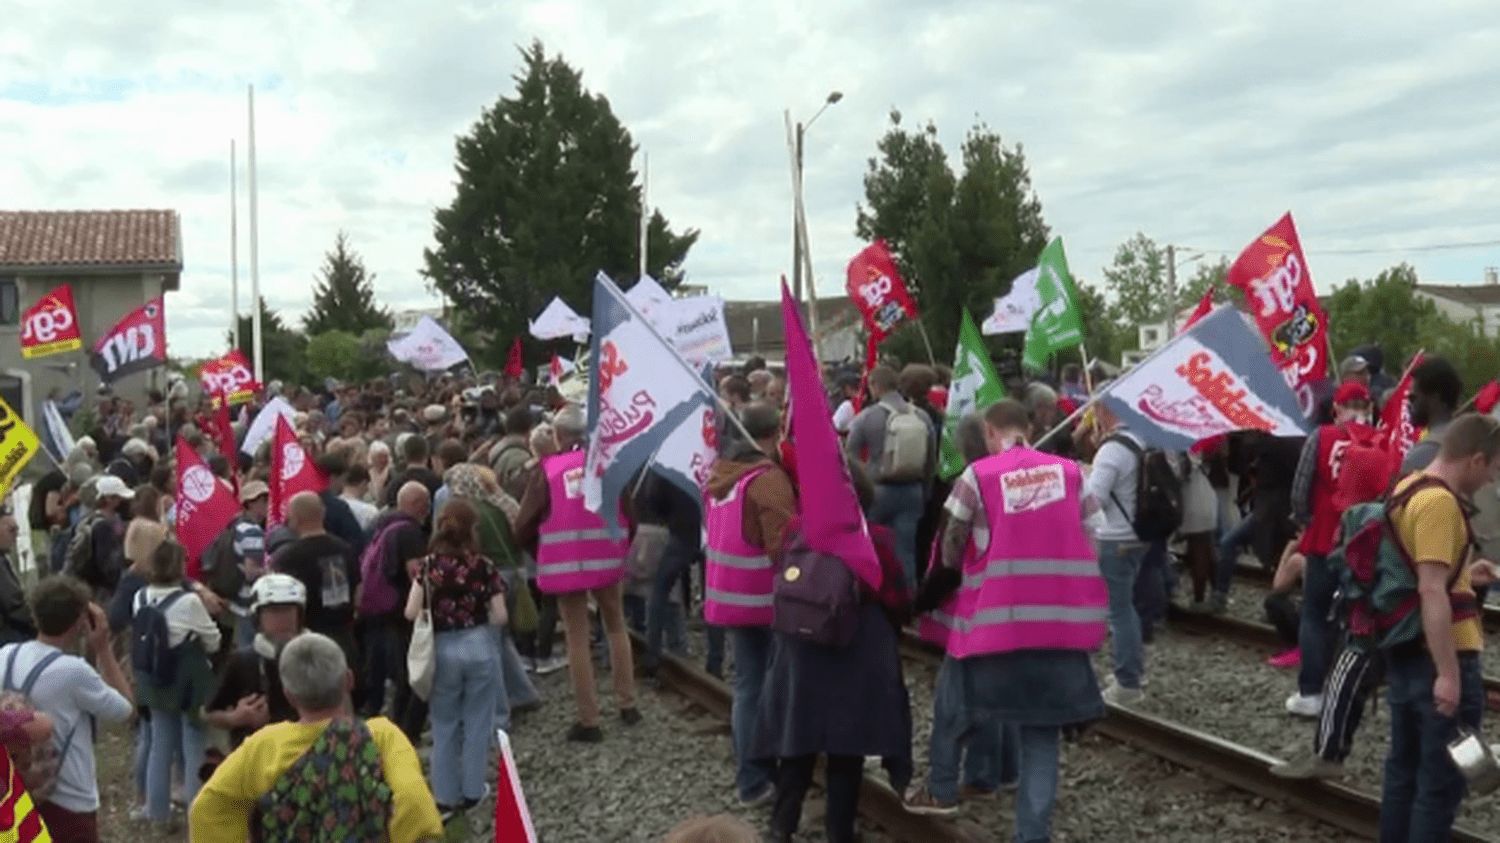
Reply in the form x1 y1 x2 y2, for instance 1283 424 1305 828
907 400 1106 842
703 402 795 806
513 407 637 743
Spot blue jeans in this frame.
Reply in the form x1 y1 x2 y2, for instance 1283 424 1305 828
646 536 693 667
871 482 924 587
1379 650 1483 842
1098 540 1148 689
623 594 647 635
927 657 1022 802
1132 540 1169 634
728 626 776 800
1013 725 1061 843
705 626 725 678
133 719 149 801
1213 511 1257 595
430 625 502 805
1297 553 1337 696
146 708 205 822
492 627 538 731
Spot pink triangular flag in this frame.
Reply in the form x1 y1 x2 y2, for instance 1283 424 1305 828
780 279 882 590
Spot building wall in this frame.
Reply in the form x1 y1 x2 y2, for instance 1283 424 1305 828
0 271 170 428
1415 290 1485 334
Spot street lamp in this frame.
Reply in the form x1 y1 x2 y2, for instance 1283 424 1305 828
792 90 843 310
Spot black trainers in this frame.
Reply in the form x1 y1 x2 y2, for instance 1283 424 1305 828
620 707 643 726
566 723 604 743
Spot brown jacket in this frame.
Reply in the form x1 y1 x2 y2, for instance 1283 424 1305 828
706 446 796 561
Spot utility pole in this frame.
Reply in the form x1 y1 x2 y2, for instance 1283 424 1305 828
248 84 263 381
792 122 805 306
1165 243 1177 332
229 139 239 350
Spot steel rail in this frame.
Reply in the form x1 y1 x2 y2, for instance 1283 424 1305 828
1233 561 1500 632
628 632 989 842
898 630 1489 843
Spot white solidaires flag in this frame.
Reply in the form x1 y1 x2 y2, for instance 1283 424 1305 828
386 316 469 371
982 267 1042 335
529 297 592 341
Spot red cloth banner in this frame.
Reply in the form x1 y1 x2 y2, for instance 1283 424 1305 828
504 337 524 380
268 415 325 528
199 350 262 406
173 438 240 579
1226 213 1328 416
1380 354 1425 469
845 240 919 344
90 297 166 382
20 283 83 360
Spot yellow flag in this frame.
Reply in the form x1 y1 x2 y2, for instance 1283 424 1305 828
0 396 39 503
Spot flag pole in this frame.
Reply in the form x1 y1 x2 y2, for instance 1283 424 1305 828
229 139 240 351
914 319 938 365
1079 344 1095 395
247 84 263 382
639 150 649 280
596 274 761 450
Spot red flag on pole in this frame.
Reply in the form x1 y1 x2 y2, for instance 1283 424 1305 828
174 438 240 580
1380 354 1426 473
212 400 240 492
199 349 263 406
504 337 524 380
493 730 536 842
1474 380 1500 416
1179 286 1216 334
1226 213 1329 416
782 278 883 590
845 240 919 344
20 282 83 360
268 415 325 528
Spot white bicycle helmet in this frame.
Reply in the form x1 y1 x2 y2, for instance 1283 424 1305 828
250 574 307 613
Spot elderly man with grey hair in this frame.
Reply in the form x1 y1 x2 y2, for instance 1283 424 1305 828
515 404 639 743
190 633 444 841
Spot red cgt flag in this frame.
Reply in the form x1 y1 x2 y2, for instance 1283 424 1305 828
1226 213 1329 416
174 438 240 580
20 283 83 360
845 240 919 344
1381 354 1426 472
199 349 262 406
268 415 325 528
212 400 239 491
504 337 524 380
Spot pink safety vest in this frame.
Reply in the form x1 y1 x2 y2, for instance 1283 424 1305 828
535 450 629 595
703 464 775 628
921 447 1107 658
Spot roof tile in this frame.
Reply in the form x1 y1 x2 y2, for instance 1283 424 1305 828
0 210 180 270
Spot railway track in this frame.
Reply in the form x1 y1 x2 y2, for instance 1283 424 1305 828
898 629 1490 842
1234 560 1500 633
629 632 988 842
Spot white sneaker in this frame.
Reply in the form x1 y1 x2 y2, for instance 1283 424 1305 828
535 655 569 675
1285 692 1323 718
1102 679 1145 707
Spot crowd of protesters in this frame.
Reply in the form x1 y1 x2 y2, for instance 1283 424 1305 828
0 338 1487 842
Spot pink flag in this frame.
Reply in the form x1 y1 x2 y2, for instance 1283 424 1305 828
780 280 883 590
268 415 325 528
493 730 537 842
174 438 240 581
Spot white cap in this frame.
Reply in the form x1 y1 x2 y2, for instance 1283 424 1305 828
94 475 135 500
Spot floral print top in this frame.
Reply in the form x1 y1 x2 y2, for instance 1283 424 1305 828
420 552 504 632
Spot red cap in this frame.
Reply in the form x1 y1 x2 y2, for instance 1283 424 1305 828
1333 381 1372 404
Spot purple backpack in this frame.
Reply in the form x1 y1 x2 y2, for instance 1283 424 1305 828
357 518 409 616
772 527 861 648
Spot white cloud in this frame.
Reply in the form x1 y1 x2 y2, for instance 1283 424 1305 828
2 0 1499 362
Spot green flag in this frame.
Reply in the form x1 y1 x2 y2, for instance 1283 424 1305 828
938 310 1006 479
1021 236 1085 370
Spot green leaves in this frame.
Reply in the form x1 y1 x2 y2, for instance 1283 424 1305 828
304 232 392 336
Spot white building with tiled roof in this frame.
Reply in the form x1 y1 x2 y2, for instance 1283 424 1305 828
1416 268 1500 335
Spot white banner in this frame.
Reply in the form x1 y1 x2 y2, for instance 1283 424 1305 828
240 396 294 457
982 267 1042 335
529 297 591 341
625 274 674 328
387 316 470 372
662 295 733 365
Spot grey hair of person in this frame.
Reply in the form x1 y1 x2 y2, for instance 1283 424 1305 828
553 406 587 440
278 632 347 711
956 413 989 464
367 439 390 459
1023 382 1058 412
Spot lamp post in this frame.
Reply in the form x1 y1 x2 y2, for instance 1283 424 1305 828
791 90 842 356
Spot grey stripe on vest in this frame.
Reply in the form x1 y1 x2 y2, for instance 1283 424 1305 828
935 604 1107 633
705 548 773 570
540 528 617 545
961 559 1102 590
705 588 774 608
539 558 623 575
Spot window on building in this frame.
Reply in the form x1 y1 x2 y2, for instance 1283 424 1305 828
0 280 17 325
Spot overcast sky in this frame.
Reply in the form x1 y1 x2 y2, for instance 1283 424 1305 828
4 1 1499 358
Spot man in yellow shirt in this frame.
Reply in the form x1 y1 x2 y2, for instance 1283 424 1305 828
1380 412 1499 841
190 632 444 843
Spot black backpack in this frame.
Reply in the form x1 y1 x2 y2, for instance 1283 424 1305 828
1106 434 1184 543
131 589 190 688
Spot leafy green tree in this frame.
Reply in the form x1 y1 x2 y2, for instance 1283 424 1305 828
1322 265 1440 374
1179 256 1230 310
304 232 392 336
1100 233 1168 327
229 297 309 386
856 113 1049 362
423 40 699 365
305 331 364 383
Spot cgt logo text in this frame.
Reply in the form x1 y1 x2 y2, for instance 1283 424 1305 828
22 301 74 344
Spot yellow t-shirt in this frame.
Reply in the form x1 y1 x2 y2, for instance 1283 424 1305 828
189 717 444 843
1390 475 1483 653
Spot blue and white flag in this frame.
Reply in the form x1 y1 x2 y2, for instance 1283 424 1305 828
585 272 716 534
1098 306 1310 452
